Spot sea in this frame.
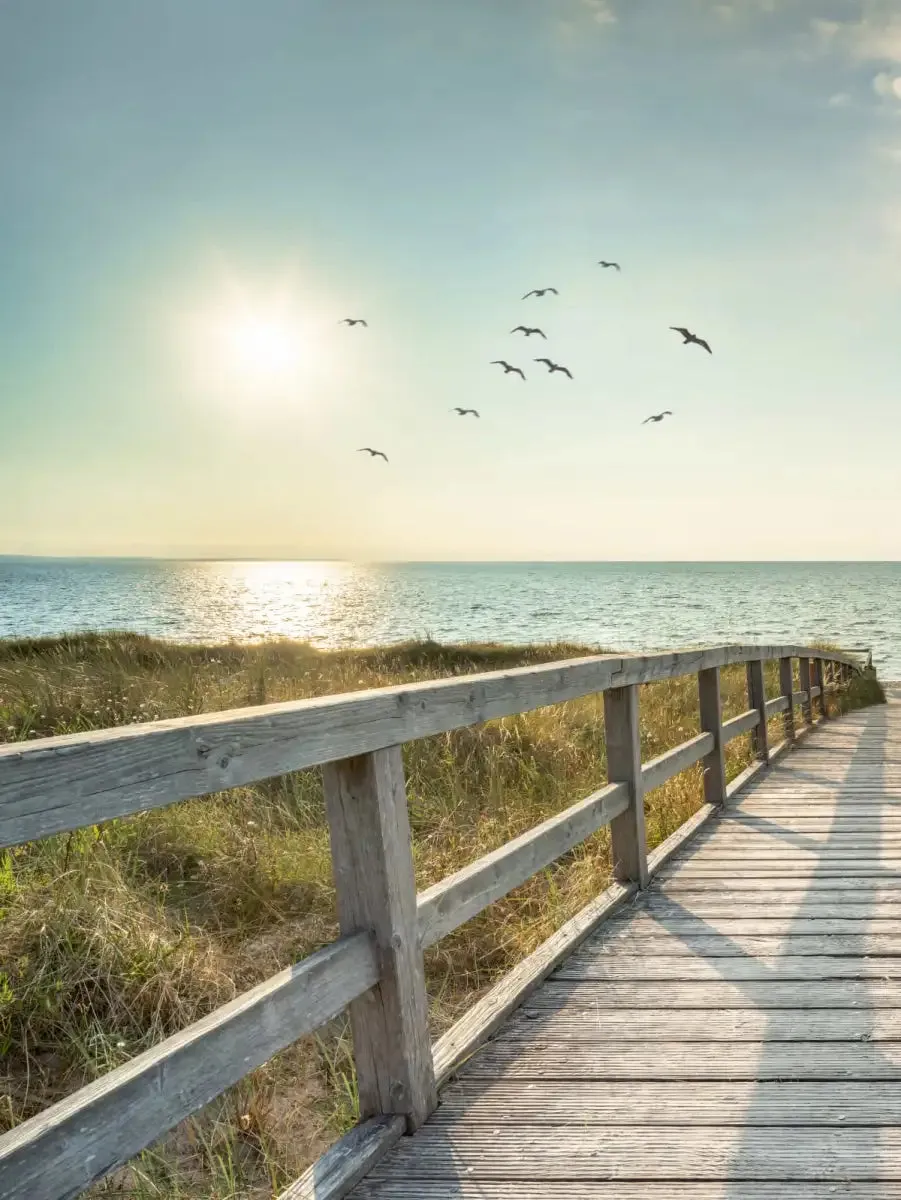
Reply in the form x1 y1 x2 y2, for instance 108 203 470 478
1 559 898 677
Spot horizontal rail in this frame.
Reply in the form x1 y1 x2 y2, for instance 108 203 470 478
417 781 629 948
0 934 379 1200
792 689 809 706
721 708 760 742
0 643 860 850
765 695 790 717
641 733 713 794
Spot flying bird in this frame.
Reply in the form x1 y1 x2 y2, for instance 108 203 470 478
490 360 526 379
340 318 368 327
597 261 621 271
522 287 558 299
357 447 388 461
643 411 673 424
534 357 573 379
510 325 547 338
670 326 712 354
452 407 480 417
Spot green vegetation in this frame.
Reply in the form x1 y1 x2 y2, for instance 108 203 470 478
0 633 883 1198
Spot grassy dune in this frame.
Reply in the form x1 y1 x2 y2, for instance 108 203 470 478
0 634 884 1198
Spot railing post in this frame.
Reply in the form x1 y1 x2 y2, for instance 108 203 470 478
322 746 437 1131
798 656 812 727
746 659 769 763
814 658 827 721
697 666 727 805
603 684 648 888
779 656 795 743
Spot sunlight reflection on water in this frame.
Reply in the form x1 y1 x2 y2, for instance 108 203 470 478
1 559 896 676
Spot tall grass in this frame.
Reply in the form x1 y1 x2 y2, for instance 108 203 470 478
0 634 883 1197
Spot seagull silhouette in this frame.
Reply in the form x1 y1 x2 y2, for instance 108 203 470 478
522 287 558 299
597 261 621 271
643 411 673 424
490 360 526 379
340 318 368 327
670 326 712 354
452 407 480 417
534 357 573 379
357 447 388 461
510 325 547 339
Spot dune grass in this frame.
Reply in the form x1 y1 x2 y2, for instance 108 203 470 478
0 633 884 1198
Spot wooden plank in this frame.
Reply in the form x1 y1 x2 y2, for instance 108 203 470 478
604 685 648 887
746 659 769 762
463 1039 901 1080
554 954 901 981
646 803 716 874
779 656 795 741
815 656 827 719
0 933 379 1200
323 748 436 1129
522 977 901 1007
628 901 901 919
599 915 901 935
431 881 633 1085
765 695 790 717
432 1078 901 1125
417 783 628 948
501 1006 901 1041
641 732 713 793
578 932 901 956
721 708 759 743
281 1116 404 1200
353 1184 901 1200
363 1126 901 1180
0 643 856 848
698 666 726 805
798 656 812 725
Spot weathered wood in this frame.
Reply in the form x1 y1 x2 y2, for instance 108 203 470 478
367 1126 901 1179
603 684 647 887
417 782 628 948
0 934 379 1200
574 930 901 958
280 1115 404 1200
698 666 726 806
779 655 795 742
524 975 901 1006
0 645 857 849
814 657 827 719
646 803 716 873
354 1185 901 1200
555 953 901 981
746 659 770 761
323 748 436 1130
431 881 633 1085
640 732 713 793
433 1078 901 1125
798 656 812 725
721 707 759 743
764 694 790 717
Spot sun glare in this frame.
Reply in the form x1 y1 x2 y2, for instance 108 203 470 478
226 313 301 383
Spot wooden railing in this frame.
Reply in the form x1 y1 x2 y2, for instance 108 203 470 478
0 644 864 1200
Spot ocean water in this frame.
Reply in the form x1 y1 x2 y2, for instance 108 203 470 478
1 559 897 676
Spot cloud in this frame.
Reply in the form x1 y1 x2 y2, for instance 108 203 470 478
874 71 901 99
828 91 852 107
580 0 616 25
814 8 901 65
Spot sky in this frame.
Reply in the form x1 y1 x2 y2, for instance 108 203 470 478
3 0 901 561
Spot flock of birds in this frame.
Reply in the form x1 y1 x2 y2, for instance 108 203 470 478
347 261 713 463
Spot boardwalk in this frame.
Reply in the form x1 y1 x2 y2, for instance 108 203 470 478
355 689 901 1198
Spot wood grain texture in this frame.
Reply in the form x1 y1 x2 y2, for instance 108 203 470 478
354 1185 901 1200
324 748 436 1130
280 1116 404 1200
721 708 760 743
698 666 727 806
640 732 713 793
747 659 770 762
0 934 379 1200
431 881 634 1085
603 684 647 887
0 645 856 849
417 783 628 948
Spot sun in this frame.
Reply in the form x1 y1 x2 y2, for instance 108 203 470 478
225 312 302 384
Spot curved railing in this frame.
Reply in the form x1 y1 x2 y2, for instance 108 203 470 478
0 644 865 1200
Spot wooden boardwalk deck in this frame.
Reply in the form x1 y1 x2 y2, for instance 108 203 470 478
354 690 901 1198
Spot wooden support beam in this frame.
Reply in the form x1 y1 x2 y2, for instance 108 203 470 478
779 656 795 743
698 667 727 807
814 658 827 720
603 685 648 889
746 660 769 764
322 746 436 1131
797 656 812 726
